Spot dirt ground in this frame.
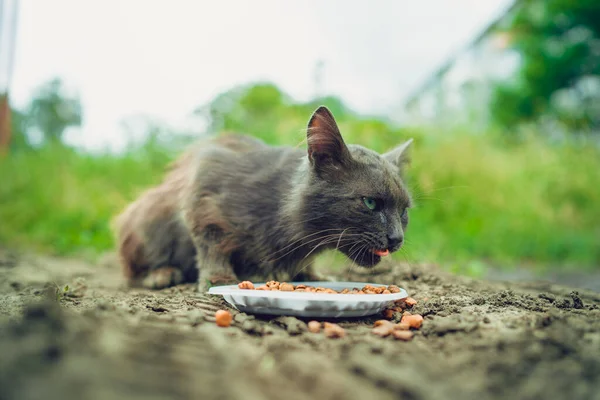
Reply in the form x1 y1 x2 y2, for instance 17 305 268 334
0 249 599 400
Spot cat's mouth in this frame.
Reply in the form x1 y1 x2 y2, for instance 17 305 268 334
371 249 390 257
341 247 391 268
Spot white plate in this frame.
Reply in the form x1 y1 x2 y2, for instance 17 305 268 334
208 281 408 318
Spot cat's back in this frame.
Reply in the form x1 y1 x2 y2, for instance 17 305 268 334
186 134 303 222
191 133 299 175
212 133 269 153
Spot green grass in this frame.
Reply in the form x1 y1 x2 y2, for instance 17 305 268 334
0 142 170 257
404 131 600 270
2 83 599 271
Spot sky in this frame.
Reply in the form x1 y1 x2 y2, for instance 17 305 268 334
6 0 513 151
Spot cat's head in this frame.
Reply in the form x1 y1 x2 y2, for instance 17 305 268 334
302 106 413 267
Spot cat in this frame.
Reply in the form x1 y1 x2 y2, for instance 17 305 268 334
114 106 413 291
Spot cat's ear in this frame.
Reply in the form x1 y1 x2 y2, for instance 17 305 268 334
307 106 351 170
383 138 413 172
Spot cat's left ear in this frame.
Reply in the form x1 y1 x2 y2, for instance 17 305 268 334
383 138 413 172
307 106 352 171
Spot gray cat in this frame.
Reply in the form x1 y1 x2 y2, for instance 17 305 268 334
115 106 413 291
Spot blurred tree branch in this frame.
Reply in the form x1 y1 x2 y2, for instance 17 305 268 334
491 0 600 131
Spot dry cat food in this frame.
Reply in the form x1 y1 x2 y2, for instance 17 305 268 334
371 316 421 341
323 322 346 338
381 296 418 319
392 330 414 341
215 310 233 327
307 320 322 333
237 281 402 295
306 321 345 338
401 314 424 329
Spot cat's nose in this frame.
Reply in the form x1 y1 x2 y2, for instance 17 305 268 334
387 235 403 251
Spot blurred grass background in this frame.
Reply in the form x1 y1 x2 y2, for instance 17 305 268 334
1 82 599 273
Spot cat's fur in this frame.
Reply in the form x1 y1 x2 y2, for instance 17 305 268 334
115 106 413 291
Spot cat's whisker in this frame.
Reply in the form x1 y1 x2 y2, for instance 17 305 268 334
358 245 369 267
291 259 315 280
293 239 355 278
260 228 349 262
334 228 351 253
302 235 355 262
426 184 470 192
339 240 366 277
411 183 469 206
413 196 446 203
398 248 416 271
347 240 366 261
265 232 361 263
342 261 358 281
348 239 369 265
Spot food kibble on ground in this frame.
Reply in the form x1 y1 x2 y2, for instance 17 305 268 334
401 314 424 329
404 297 417 307
215 310 233 327
380 296 418 317
305 321 344 338
307 321 321 333
382 309 395 319
323 322 346 338
371 312 423 340
237 281 403 295
392 330 414 341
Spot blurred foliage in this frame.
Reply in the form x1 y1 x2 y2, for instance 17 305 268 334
491 0 600 131
26 78 82 144
2 82 599 271
0 140 171 256
7 106 29 151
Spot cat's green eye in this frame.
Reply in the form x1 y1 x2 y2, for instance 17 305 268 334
362 197 382 211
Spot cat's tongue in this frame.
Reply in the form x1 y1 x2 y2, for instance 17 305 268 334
372 249 390 257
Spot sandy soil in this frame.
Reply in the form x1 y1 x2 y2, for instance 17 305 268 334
0 249 599 400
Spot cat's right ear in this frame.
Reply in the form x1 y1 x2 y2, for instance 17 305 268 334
383 138 413 173
307 106 351 171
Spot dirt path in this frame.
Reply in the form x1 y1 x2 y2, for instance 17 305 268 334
1 250 599 400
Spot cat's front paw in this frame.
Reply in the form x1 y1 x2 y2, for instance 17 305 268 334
140 267 184 290
198 273 239 293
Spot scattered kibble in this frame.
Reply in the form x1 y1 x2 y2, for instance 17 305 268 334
392 330 414 341
382 309 394 320
237 281 255 290
307 321 321 333
394 322 410 331
405 297 417 307
371 315 421 340
324 323 346 338
401 314 424 329
372 324 393 337
215 310 233 327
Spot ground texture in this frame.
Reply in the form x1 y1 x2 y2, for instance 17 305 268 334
1 250 599 400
